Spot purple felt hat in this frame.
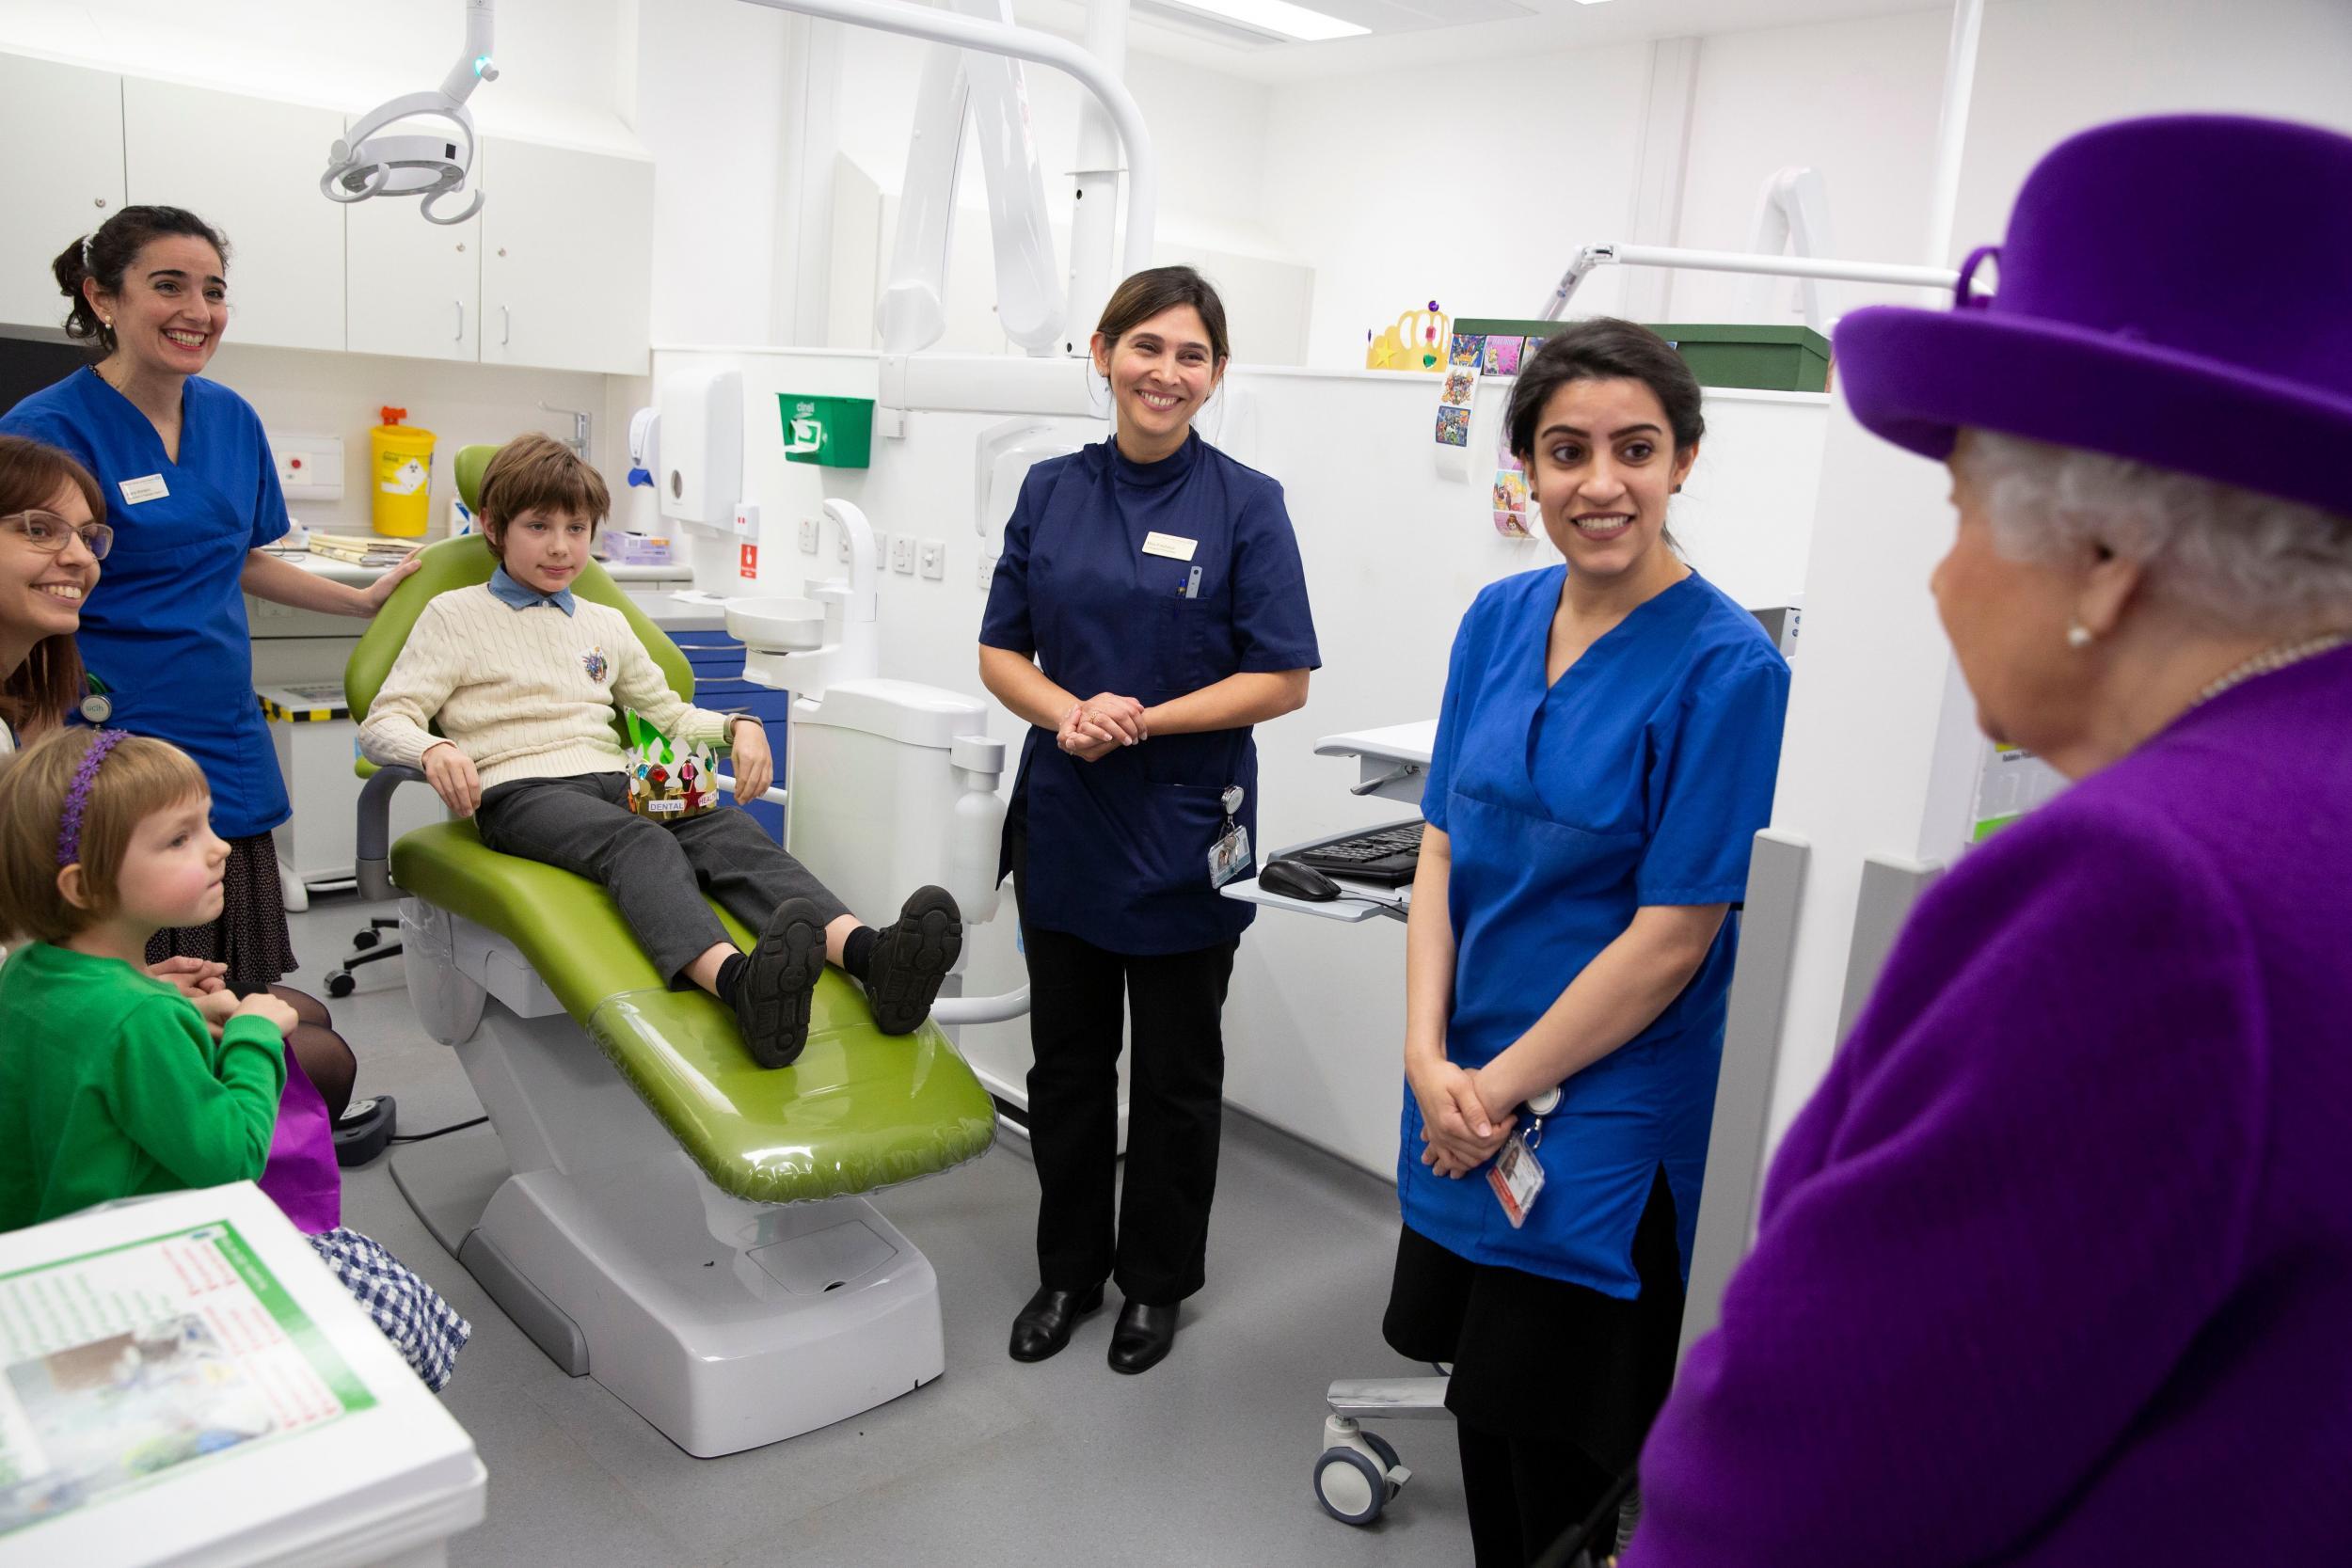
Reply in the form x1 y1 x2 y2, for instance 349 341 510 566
1835 114 2352 516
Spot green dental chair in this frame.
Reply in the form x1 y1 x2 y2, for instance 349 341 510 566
349 445 995 1457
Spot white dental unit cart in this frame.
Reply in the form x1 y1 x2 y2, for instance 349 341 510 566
0 1182 485 1567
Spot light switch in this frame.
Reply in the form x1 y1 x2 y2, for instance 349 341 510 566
918 539 945 579
890 535 915 575
977 551 998 591
797 515 819 553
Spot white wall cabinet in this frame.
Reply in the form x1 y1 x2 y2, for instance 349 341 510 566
123 79 347 353
0 55 125 334
479 137 653 376
344 157 481 363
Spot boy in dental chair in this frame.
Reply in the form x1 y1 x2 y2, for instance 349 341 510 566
358 433 961 1069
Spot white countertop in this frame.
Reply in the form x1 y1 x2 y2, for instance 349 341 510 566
262 543 692 588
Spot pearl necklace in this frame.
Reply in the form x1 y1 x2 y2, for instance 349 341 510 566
2188 632 2352 711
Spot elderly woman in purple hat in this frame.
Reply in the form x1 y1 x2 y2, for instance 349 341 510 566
1623 114 2352 1564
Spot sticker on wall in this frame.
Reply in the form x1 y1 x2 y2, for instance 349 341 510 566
1492 420 1534 539
739 543 758 580
1433 353 1479 480
1449 332 1486 368
1482 335 1525 377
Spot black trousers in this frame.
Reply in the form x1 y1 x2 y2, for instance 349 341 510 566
1014 863 1237 1305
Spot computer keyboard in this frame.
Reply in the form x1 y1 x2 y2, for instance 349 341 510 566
1291 819 1424 887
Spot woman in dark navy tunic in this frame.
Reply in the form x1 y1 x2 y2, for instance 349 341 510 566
979 267 1319 1375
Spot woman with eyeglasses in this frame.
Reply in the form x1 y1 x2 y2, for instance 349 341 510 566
0 206 414 1124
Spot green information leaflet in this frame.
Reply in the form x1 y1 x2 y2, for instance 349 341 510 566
0 1220 374 1537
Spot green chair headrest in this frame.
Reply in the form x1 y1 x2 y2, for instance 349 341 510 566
454 443 499 514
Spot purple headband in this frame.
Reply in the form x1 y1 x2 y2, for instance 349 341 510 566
56 729 128 867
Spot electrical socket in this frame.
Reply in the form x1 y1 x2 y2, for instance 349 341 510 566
977 551 998 591
890 535 915 575
918 539 945 579
797 515 819 553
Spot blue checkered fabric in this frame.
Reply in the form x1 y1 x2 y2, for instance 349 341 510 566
307 1227 471 1392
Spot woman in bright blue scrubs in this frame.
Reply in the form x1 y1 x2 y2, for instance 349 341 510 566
979 266 1319 1376
1384 321 1789 1566
0 207 415 1116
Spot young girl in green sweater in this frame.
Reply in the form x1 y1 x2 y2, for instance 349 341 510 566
0 726 469 1389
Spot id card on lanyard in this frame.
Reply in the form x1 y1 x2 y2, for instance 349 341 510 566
1488 1085 1560 1228
1207 784 1252 887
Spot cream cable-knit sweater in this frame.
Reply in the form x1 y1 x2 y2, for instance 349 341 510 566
358 585 732 791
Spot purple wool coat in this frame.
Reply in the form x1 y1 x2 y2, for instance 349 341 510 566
1626 648 2352 1565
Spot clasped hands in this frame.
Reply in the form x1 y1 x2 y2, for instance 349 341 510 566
1058 692 1148 761
1409 1056 1517 1180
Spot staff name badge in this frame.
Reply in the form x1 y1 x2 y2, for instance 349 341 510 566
1487 1130 1547 1228
1141 531 1198 562
119 473 169 505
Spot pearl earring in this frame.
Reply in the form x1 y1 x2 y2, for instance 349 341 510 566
2066 621 2095 649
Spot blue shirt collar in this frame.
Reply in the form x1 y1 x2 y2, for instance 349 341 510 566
488 564 577 616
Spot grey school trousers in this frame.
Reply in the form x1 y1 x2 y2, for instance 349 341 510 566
472 771 850 985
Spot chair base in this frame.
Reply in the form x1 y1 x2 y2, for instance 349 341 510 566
390 909 946 1458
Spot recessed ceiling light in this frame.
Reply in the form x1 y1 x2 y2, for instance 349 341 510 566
1571 0 1621 7
1158 0 1372 41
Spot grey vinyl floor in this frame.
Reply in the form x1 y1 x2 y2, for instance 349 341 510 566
289 894 1472 1567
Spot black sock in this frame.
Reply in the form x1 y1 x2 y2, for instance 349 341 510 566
714 951 747 1006
842 925 879 982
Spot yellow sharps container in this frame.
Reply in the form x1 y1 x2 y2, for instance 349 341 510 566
370 406 436 537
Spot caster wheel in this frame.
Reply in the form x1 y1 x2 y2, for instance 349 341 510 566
326 972 357 999
1363 1431 1401 1473
1313 1445 1391 1527
353 930 380 951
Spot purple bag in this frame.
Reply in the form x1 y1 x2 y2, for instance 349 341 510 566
258 1044 342 1234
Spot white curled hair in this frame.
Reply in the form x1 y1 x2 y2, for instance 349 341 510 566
1955 431 2352 637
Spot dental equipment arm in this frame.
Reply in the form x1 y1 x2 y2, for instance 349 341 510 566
1541 244 1960 321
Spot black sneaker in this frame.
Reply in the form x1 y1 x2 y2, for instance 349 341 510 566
735 897 826 1068
864 885 962 1035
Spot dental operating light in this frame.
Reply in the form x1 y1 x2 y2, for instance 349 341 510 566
323 0 498 225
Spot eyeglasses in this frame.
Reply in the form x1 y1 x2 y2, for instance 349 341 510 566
0 511 112 562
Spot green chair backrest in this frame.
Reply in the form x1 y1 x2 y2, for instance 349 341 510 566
346 533 696 727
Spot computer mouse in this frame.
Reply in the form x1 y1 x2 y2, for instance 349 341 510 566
1259 858 1342 902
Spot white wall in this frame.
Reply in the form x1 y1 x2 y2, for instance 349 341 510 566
207 342 627 536
1669 7 1950 324
628 0 790 346
652 344 1827 1173
1257 41 1654 370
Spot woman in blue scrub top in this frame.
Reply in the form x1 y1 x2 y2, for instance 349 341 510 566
1384 322 1789 1566
979 267 1319 1376
0 207 416 1117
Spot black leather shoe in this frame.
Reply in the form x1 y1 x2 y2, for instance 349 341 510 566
1009 1283 1103 1363
1107 1301 1179 1375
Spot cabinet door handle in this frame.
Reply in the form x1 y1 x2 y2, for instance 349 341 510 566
453 299 465 342
501 305 511 346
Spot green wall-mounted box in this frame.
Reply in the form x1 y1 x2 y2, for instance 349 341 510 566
777 393 874 468
1454 320 1833 393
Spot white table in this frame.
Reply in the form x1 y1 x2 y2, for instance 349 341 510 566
0 1183 485 1567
